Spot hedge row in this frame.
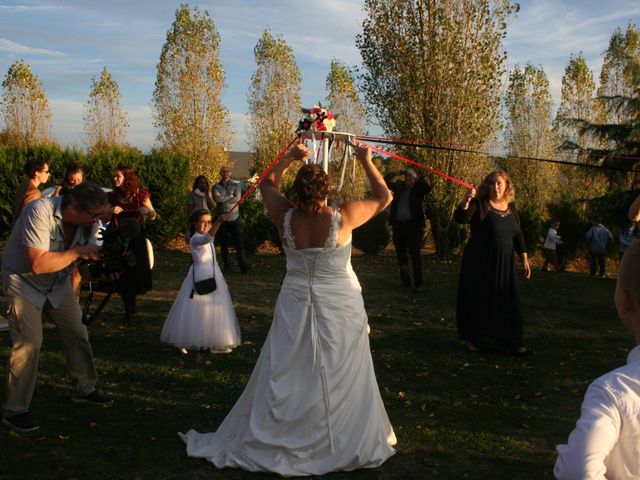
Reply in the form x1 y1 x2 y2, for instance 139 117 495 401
3 144 632 262
0 144 189 244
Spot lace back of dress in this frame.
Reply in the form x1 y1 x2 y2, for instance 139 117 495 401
283 208 296 249
324 207 341 249
283 206 341 250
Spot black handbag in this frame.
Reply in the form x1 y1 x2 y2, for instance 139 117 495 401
189 242 217 298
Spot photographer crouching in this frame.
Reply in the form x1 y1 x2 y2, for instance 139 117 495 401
2 182 114 432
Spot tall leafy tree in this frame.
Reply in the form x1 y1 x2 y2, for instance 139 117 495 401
325 59 367 200
357 0 517 256
503 63 558 217
84 67 128 153
554 53 598 157
597 24 639 125
1 60 52 147
576 23 640 188
247 29 301 174
153 3 231 178
553 53 607 199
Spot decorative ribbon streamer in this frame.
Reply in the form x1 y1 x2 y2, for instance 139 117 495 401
359 135 640 174
358 134 469 150
363 142 474 189
228 136 298 213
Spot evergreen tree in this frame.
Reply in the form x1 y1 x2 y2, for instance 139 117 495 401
554 53 607 200
554 53 598 158
570 24 640 188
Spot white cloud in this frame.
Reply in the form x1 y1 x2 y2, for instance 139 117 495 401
0 38 66 57
505 0 640 111
0 4 70 12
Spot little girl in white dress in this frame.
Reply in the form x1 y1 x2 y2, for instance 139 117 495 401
161 209 241 353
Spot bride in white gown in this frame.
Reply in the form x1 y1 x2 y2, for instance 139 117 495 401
179 142 397 477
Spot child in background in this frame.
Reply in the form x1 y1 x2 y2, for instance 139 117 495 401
542 220 563 272
554 240 640 479
161 209 240 354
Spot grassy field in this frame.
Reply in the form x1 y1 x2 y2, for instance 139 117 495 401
0 247 626 479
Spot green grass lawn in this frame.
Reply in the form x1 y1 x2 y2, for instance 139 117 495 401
0 248 626 479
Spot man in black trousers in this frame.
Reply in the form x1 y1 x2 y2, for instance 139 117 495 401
384 168 430 291
213 166 250 273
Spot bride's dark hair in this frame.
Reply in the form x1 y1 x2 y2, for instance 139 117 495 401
292 164 330 214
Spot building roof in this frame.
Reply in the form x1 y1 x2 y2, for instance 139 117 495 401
227 151 254 179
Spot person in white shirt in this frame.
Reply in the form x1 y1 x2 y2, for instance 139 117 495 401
554 240 640 479
542 220 563 272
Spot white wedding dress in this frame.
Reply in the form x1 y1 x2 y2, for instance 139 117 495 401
179 207 396 476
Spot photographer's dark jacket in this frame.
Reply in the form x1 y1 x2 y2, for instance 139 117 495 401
384 171 430 230
1 196 91 309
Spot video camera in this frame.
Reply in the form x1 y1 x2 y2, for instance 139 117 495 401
79 219 140 282
80 218 141 325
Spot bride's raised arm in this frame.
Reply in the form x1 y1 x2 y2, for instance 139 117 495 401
259 144 310 232
340 144 393 231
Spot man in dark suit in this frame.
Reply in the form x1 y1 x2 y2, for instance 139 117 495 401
384 168 430 291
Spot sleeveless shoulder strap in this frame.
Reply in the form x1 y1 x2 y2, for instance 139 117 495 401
283 207 296 248
324 206 341 249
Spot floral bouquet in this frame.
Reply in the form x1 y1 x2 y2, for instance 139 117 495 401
298 103 336 132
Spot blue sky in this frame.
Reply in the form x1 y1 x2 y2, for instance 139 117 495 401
0 0 638 152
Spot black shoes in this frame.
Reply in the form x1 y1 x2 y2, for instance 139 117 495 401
3 412 40 432
72 390 115 407
4 392 114 432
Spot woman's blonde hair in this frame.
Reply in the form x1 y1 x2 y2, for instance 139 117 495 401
476 170 515 204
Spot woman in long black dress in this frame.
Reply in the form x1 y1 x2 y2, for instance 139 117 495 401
455 170 532 355
106 165 156 321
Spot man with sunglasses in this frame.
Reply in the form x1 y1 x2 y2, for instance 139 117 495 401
2 182 115 432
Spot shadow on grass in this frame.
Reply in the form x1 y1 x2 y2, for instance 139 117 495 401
0 249 626 479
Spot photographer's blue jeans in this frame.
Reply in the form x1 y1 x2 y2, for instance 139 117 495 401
3 291 98 416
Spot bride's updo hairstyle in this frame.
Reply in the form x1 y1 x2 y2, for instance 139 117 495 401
293 164 330 214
